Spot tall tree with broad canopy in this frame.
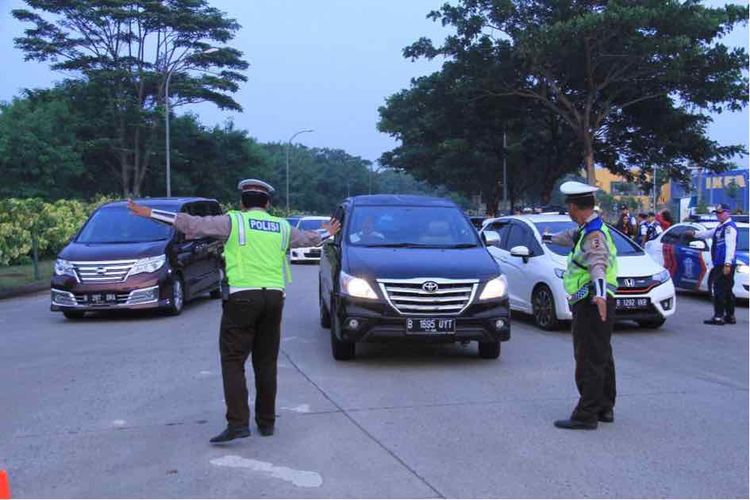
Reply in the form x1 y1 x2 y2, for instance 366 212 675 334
404 0 748 185
13 0 248 196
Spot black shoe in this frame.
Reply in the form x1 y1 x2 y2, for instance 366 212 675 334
704 317 725 325
598 409 614 423
554 418 598 430
209 426 250 444
725 316 736 324
257 425 275 437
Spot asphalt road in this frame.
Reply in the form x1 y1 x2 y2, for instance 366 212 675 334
1 265 748 498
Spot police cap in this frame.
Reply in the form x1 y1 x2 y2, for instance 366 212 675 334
237 179 275 194
560 181 599 204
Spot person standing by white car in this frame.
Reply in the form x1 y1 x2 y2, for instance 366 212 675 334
687 204 739 326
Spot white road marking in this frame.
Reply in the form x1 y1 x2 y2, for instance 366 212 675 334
281 336 298 343
210 455 322 488
281 404 311 413
198 370 213 376
112 420 127 427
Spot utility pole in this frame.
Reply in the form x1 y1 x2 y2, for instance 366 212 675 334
285 129 314 214
502 130 508 213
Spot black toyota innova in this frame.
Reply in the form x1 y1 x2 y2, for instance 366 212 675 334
51 198 224 319
319 195 511 360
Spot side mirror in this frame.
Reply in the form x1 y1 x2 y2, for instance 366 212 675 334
688 240 708 251
482 230 501 247
510 245 531 263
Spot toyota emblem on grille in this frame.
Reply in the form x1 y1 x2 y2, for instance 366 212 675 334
97 267 107 275
623 278 635 287
422 281 439 293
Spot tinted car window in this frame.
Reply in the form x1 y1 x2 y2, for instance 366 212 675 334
298 219 326 231
77 206 172 244
504 224 527 252
738 227 748 252
662 225 691 245
532 221 642 256
484 221 511 248
348 206 479 248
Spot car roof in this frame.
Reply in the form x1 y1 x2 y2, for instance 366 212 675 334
483 214 573 226
298 216 329 220
101 197 218 209
349 194 457 207
678 221 749 230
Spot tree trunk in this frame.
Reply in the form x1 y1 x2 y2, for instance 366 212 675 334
582 131 595 184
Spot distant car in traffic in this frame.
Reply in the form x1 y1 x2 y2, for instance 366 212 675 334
319 195 511 360
644 221 749 299
290 216 329 263
51 198 225 319
480 214 676 330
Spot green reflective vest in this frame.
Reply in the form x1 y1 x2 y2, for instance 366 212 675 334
224 210 292 289
563 217 618 304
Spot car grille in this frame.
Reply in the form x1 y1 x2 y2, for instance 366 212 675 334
377 278 478 316
71 260 137 283
616 276 658 294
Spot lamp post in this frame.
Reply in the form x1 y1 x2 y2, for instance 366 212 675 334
164 47 219 197
285 129 314 213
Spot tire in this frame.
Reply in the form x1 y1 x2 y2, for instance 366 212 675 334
319 282 331 329
330 310 355 360
165 275 185 316
478 341 501 359
63 310 85 320
637 318 666 329
209 268 224 300
532 284 561 331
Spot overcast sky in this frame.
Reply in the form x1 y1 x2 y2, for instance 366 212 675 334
1 0 747 167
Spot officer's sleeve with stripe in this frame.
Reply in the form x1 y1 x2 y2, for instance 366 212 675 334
289 227 331 249
724 225 737 264
149 210 231 241
582 231 610 299
547 228 577 247
692 228 714 239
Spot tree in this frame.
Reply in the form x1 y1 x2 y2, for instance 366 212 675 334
405 0 748 184
13 0 248 196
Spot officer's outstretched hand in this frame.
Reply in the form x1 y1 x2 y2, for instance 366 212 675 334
323 218 341 237
593 296 607 322
128 199 152 218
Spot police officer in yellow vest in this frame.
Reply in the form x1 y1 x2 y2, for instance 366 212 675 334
128 179 340 443
543 181 618 430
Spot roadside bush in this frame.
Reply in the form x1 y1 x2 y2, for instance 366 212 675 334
0 196 117 266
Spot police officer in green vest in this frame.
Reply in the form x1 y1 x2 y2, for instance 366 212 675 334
128 179 340 443
542 181 618 430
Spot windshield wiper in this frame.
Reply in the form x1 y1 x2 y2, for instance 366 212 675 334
444 243 478 248
366 242 431 248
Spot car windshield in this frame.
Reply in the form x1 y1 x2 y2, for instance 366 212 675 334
348 206 479 248
532 220 642 256
76 206 172 244
298 219 326 231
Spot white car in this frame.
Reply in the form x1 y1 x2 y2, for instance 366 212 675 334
289 216 329 263
480 215 676 330
644 220 749 299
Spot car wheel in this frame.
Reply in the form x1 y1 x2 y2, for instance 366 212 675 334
532 284 561 330
330 308 355 360
319 283 331 329
209 268 224 300
63 310 85 320
166 275 185 316
637 318 666 329
478 340 501 359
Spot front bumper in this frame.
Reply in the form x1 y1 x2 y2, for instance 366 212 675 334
50 268 173 312
333 294 511 344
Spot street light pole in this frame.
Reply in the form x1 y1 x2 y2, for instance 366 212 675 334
285 129 314 214
653 165 657 212
502 130 508 214
164 47 218 197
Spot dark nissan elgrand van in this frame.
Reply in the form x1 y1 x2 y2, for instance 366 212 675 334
319 195 511 360
51 198 224 319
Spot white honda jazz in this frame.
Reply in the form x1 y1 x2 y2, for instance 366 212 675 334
480 214 676 330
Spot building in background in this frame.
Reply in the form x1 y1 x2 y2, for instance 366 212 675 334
594 168 669 211
670 168 748 221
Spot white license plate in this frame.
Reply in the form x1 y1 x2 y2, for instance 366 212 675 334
406 318 456 334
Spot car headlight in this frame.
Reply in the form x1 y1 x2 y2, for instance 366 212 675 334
554 268 565 279
54 258 77 278
340 271 378 300
652 270 671 283
128 255 166 277
479 275 508 300
736 264 749 274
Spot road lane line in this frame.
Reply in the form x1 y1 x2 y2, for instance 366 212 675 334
210 455 322 487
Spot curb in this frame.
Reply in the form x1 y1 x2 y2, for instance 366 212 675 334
0 281 48 300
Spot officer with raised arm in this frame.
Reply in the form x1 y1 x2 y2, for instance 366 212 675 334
128 179 340 443
543 181 618 430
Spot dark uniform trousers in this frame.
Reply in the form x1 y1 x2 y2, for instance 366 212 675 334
219 289 284 429
570 295 616 422
710 265 736 319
